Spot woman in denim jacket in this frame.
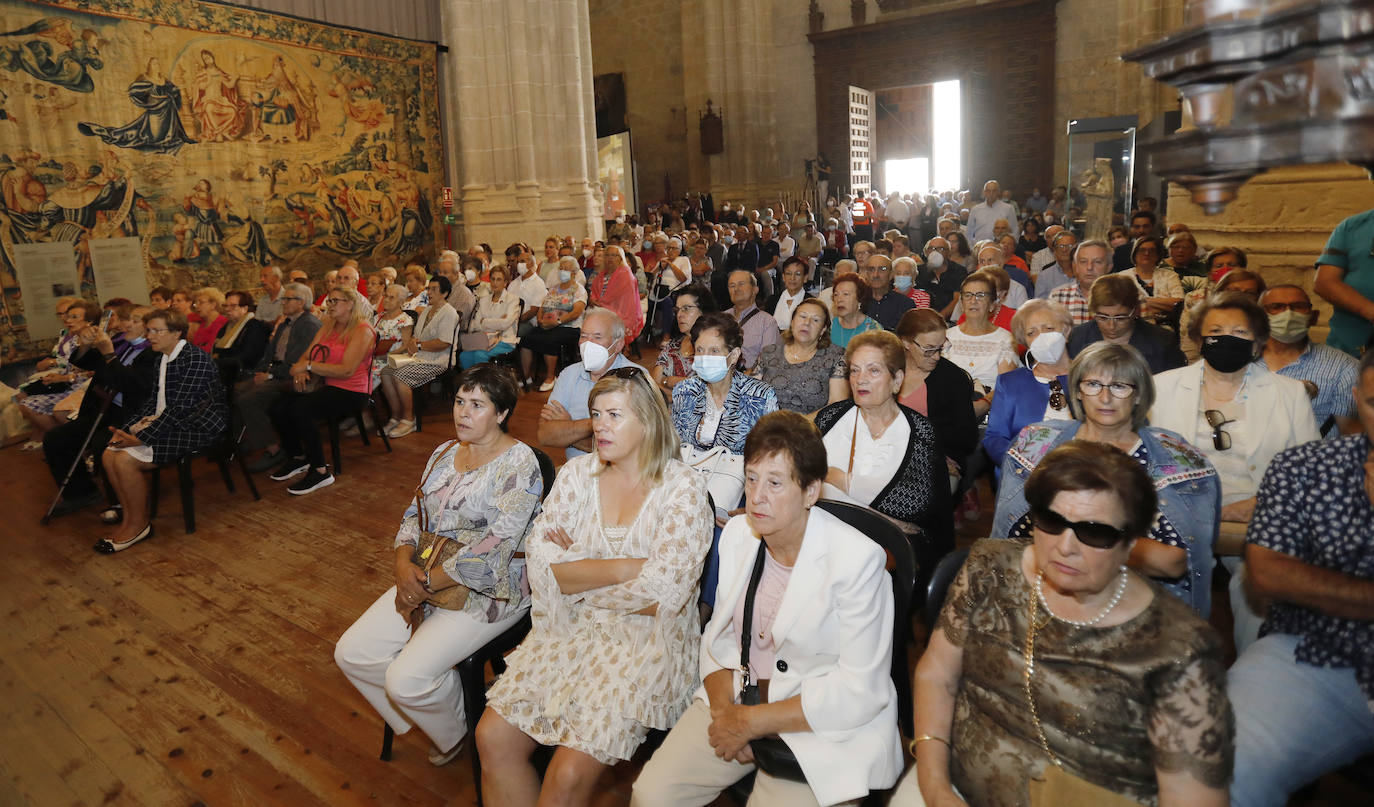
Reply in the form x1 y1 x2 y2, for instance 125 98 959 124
990 342 1221 616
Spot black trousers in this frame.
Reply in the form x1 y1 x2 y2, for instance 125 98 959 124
42 414 113 498
268 386 368 469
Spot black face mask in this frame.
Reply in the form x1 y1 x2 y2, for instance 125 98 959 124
1201 334 1254 373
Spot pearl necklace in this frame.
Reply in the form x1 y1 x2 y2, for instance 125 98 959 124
1034 567 1127 628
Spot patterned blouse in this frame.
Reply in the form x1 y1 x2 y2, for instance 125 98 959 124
393 440 544 624
671 371 779 454
1248 435 1374 709
656 337 691 380
369 311 409 389
939 539 1234 807
753 342 846 414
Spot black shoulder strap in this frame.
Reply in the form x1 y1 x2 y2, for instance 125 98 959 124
739 540 770 688
738 307 761 327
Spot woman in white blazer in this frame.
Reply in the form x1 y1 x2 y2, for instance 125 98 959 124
1150 292 1318 652
633 411 903 807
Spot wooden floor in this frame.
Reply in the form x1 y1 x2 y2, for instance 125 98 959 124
0 369 1366 806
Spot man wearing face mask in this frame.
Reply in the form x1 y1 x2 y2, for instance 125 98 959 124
1260 285 1360 436
537 308 641 460
863 254 915 330
506 247 549 340
917 237 967 319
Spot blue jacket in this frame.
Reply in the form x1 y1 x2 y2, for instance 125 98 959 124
982 366 1068 475
990 420 1222 616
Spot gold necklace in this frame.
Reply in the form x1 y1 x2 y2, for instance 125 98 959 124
1023 581 1061 768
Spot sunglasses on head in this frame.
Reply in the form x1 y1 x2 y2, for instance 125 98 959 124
1030 506 1128 549
607 366 652 388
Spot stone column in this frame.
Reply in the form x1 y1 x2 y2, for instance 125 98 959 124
441 0 602 248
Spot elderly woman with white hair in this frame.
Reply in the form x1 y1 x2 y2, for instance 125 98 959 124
649 234 692 338
815 258 859 316
984 299 1076 472
892 256 932 309
518 255 588 391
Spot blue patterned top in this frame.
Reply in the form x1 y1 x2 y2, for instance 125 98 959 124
671 371 778 454
1248 435 1374 710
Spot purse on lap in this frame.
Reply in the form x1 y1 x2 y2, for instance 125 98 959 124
738 541 807 782
407 442 471 620
301 344 330 393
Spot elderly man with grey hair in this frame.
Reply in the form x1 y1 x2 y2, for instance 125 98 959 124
242 282 323 471
537 307 643 460
255 265 286 323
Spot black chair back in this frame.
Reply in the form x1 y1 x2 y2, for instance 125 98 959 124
924 547 971 634
815 499 917 738
530 445 556 502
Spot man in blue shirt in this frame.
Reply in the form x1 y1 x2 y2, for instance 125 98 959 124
1260 284 1361 436
538 308 643 459
862 254 914 330
1228 349 1374 807
1314 208 1374 356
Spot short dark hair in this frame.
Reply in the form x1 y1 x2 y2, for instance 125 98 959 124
454 363 520 432
1130 209 1157 226
145 307 189 338
780 256 808 275
832 271 870 304
430 274 453 296
150 285 173 301
1130 235 1164 264
671 282 717 314
743 410 828 488
690 311 744 356
1024 441 1157 540
226 290 255 310
1187 290 1270 346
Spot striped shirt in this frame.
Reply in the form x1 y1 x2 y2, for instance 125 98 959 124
1049 282 1091 325
1272 341 1360 433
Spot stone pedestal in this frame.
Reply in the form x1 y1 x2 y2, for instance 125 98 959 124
441 0 603 248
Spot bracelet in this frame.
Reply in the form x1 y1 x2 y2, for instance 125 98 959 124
422 568 434 593
908 735 951 756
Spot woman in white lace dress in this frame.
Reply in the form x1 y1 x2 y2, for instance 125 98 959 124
477 367 712 806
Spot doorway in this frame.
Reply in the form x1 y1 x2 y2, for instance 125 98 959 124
874 79 961 194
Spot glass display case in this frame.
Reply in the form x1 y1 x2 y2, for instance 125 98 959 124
1065 116 1137 242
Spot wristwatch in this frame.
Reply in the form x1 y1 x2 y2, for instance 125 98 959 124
306 362 312 374
422 568 435 593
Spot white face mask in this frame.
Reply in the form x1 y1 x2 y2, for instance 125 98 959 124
516 261 528 275
465 269 477 283
926 251 945 269
692 354 730 383
581 248 591 257
580 339 611 372
558 269 572 284
722 235 735 245
1028 331 1067 365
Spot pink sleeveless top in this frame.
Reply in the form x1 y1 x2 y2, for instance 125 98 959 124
320 324 375 393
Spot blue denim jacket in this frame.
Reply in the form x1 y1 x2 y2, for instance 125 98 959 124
990 420 1222 616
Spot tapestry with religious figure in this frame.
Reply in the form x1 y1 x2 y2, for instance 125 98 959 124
0 0 443 361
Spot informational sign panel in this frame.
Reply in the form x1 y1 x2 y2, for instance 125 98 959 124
89 237 148 306
12 242 81 342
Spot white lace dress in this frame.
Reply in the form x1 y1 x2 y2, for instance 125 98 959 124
485 454 712 764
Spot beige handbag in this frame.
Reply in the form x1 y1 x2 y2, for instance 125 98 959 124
406 442 471 617
1028 764 1144 807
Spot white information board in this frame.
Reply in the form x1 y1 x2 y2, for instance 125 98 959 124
11 241 80 341
89 237 148 305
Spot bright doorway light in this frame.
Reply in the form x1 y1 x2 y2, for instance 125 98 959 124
931 80 961 191
884 158 930 194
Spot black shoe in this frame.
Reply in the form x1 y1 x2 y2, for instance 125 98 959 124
247 449 285 473
269 456 310 481
93 523 152 554
49 489 102 518
287 467 335 495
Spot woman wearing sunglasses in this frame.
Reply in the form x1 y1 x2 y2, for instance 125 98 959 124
991 342 1222 616
895 308 977 489
896 441 1233 807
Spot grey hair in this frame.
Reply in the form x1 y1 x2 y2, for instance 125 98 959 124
583 306 626 342
1010 299 1073 346
1066 341 1156 431
835 259 858 274
263 265 283 278
284 282 313 302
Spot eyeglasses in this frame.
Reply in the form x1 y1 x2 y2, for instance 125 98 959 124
675 304 700 314
326 298 351 306
962 291 990 301
146 327 171 335
1094 313 1134 326
912 341 946 358
1262 301 1313 315
1048 379 1067 410
1078 379 1137 399
1030 506 1129 549
1204 409 1234 451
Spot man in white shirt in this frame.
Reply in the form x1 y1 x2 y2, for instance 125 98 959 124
966 180 1016 243
1030 223 1064 282
883 191 910 236
775 222 797 263
506 252 548 339
773 257 811 330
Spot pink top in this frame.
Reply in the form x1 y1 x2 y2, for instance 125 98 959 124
319 323 375 393
590 265 644 341
899 384 929 417
733 548 795 683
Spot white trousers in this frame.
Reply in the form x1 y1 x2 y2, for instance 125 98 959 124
334 585 526 753
631 699 861 807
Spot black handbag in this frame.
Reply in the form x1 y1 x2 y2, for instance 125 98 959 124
739 541 807 782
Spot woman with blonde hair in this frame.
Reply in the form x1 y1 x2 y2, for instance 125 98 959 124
189 287 227 352
477 367 712 807
267 286 376 494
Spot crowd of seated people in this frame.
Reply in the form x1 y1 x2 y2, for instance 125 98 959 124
17 185 1374 807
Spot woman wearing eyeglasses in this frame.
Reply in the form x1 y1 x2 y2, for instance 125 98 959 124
1150 293 1318 644
477 368 712 806
992 342 1222 615
943 271 1019 418
895 441 1233 807
1065 274 1185 374
984 300 1076 475
896 308 977 487
652 282 715 393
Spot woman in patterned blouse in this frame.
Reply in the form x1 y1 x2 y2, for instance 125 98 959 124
334 364 543 768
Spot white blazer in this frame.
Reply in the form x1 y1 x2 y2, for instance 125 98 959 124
1149 360 1319 497
698 508 903 806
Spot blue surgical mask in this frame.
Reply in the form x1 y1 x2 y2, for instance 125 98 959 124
893 275 913 292
692 354 730 383
558 269 572 283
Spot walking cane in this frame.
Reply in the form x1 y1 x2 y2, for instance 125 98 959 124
40 389 112 525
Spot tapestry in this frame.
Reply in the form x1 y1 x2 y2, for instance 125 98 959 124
0 0 443 361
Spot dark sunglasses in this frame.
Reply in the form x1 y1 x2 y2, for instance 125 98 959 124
607 366 652 388
1204 409 1234 451
1030 506 1128 549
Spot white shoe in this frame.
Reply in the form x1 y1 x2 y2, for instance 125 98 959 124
383 417 399 432
21 440 42 451
386 419 415 438
538 379 555 392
